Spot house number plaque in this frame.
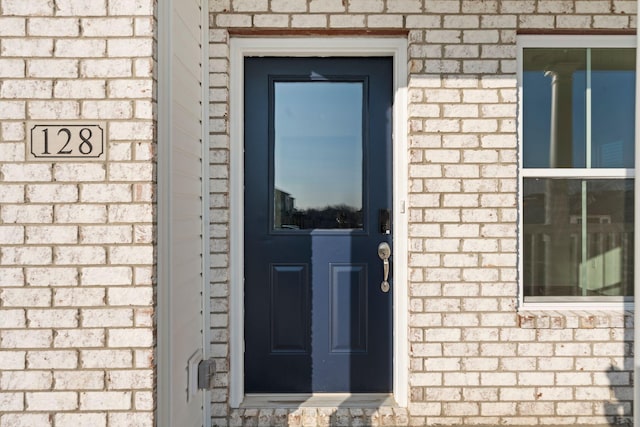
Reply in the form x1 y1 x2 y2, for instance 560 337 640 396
27 122 107 161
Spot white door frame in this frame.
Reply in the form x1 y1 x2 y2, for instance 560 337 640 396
229 37 408 408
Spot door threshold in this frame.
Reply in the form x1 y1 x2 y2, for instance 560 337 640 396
241 393 396 409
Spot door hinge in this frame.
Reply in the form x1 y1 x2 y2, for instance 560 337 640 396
197 358 216 390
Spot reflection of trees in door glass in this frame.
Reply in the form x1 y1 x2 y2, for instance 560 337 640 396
275 188 362 230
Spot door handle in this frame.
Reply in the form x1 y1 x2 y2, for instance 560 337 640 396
377 242 391 293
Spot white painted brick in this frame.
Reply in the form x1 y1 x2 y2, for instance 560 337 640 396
107 287 153 306
26 17 78 36
1 205 53 223
55 0 106 15
109 121 153 140
0 101 25 119
215 13 252 27
81 17 133 36
2 39 53 57
107 413 153 427
54 246 106 265
406 15 441 28
25 267 77 287
134 225 153 243
25 226 78 244
82 100 133 119
134 391 153 410
108 163 153 181
309 0 344 12
26 309 77 328
53 371 104 390
107 369 153 389
81 308 133 327
443 372 480 386
1 79 52 98
1 164 51 181
0 184 24 205
0 392 24 411
28 100 80 119
53 288 105 307
1 247 52 265
0 59 26 78
107 39 153 58
443 194 478 207
594 14 630 28
53 329 104 349
0 17 26 35
80 391 131 410
1 288 51 307
0 414 51 427
108 328 152 347
108 0 153 15
290 14 327 27
0 309 26 328
367 14 404 27
134 267 153 285
79 267 131 286
109 246 153 265
54 80 105 98
54 413 107 427
81 59 132 78
55 205 107 224
424 1 461 13
26 350 77 369
0 330 52 348
1 122 25 141
80 349 133 368
442 104 478 118
0 371 52 391
0 226 24 244
53 163 106 181
108 204 152 223
330 14 366 27
27 59 78 78
79 225 132 244
26 184 78 203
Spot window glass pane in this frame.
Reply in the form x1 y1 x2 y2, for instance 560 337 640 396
523 178 634 298
591 48 636 168
523 48 587 168
273 82 364 230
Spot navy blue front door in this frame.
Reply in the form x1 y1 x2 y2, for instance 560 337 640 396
244 57 393 393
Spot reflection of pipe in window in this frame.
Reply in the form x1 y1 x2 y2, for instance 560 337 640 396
580 50 591 295
581 179 587 295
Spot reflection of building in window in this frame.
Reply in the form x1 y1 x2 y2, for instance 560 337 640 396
274 188 296 229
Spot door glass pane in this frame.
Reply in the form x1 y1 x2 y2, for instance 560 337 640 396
273 82 364 230
523 178 634 298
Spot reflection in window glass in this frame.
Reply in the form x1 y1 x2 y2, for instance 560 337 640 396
522 48 635 168
523 178 634 298
273 82 364 230
591 49 636 168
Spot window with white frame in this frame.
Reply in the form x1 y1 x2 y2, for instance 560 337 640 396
518 36 636 303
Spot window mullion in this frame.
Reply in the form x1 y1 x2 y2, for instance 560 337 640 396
586 48 592 169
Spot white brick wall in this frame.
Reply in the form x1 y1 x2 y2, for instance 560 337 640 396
210 1 636 426
0 0 155 425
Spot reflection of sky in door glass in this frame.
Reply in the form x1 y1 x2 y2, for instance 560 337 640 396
274 82 363 210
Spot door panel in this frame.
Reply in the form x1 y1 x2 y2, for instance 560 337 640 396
244 57 393 393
